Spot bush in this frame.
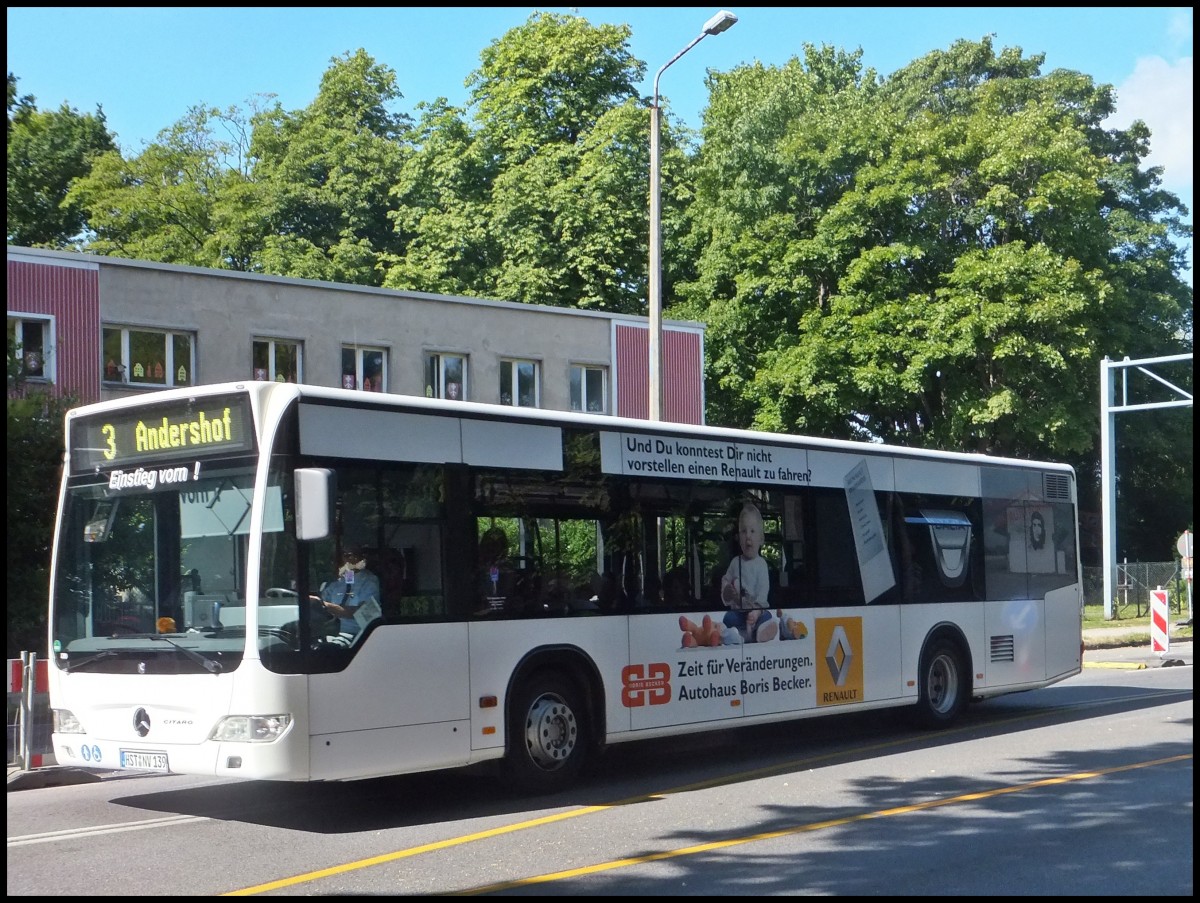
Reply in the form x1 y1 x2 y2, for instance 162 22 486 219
7 389 73 658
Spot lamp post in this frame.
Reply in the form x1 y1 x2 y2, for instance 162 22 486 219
649 9 738 421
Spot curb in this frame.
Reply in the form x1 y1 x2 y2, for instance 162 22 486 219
1083 661 1147 670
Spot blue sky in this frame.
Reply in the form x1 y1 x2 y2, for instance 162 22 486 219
7 7 1193 280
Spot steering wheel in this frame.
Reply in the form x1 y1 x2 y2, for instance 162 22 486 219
278 599 340 649
266 587 298 598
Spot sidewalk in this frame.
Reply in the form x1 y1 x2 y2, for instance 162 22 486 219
1082 629 1192 670
7 763 103 792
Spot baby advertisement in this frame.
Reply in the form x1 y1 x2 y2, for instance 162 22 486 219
624 608 834 729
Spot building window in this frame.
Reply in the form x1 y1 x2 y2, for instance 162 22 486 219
8 314 54 382
570 365 607 413
342 346 386 392
500 358 539 408
103 326 194 387
253 338 302 383
425 352 467 401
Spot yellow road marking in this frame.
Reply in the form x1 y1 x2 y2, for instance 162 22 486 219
225 689 1191 896
457 753 1192 896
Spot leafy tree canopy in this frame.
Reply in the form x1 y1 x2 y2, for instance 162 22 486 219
65 103 262 269
249 48 413 284
383 12 657 311
679 38 1191 469
7 73 115 248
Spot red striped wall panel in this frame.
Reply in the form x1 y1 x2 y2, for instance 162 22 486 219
6 259 102 404
613 323 704 424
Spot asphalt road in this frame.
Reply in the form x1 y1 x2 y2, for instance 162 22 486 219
6 654 1192 896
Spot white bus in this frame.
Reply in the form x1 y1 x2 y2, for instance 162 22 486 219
48 382 1083 792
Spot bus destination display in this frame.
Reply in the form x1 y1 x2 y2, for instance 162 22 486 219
69 394 255 475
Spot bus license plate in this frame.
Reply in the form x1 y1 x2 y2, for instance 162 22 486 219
119 750 169 772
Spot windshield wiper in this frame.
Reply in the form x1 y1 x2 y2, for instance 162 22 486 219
148 634 224 674
63 650 121 672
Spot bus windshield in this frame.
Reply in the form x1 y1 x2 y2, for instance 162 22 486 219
51 462 292 673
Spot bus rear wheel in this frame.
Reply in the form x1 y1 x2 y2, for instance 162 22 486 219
504 671 587 794
914 637 968 728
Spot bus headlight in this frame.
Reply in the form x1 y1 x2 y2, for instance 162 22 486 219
210 714 292 743
53 709 85 734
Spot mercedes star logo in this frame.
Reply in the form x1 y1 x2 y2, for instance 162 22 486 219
133 707 151 737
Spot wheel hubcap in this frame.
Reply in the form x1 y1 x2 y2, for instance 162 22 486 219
524 694 577 770
928 653 957 714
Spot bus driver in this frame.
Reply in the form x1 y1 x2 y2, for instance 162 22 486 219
321 545 381 636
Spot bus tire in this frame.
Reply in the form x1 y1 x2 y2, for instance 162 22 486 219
913 636 968 728
504 671 587 794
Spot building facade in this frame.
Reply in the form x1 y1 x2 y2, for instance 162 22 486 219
7 246 705 423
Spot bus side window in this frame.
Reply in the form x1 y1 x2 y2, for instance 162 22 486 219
775 493 807 606
812 489 866 605
369 548 407 619
662 566 690 609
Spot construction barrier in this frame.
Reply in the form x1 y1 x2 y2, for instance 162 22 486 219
7 654 52 770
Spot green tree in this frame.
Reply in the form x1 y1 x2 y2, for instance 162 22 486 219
249 49 412 284
68 48 412 281
682 38 1191 463
485 101 654 311
382 98 497 295
7 73 116 248
677 47 886 429
65 103 264 269
383 12 656 312
6 375 73 658
8 26 1191 563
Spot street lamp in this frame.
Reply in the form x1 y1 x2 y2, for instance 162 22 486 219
649 9 738 421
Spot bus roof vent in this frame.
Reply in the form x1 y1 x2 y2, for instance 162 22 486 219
1043 472 1071 502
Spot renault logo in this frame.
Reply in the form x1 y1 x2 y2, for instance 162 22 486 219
133 707 151 738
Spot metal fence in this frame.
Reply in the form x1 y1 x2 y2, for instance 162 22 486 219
1082 560 1186 616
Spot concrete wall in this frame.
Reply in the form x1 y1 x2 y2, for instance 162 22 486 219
8 247 704 421
95 259 616 410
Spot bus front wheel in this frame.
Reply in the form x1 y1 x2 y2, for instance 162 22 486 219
913 637 968 728
504 671 587 794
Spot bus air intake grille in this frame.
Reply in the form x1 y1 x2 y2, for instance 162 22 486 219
1043 473 1071 501
990 635 1015 663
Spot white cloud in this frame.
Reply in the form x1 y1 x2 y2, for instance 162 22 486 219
1105 49 1193 286
1166 8 1193 52
1108 55 1193 196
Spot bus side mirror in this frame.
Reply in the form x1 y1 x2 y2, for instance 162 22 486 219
294 468 335 541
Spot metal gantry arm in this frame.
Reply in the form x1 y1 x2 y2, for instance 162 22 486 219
1100 352 1193 619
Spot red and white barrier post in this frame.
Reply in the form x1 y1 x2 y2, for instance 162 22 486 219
1149 587 1170 656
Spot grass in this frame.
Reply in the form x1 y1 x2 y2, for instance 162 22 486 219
1082 603 1193 648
